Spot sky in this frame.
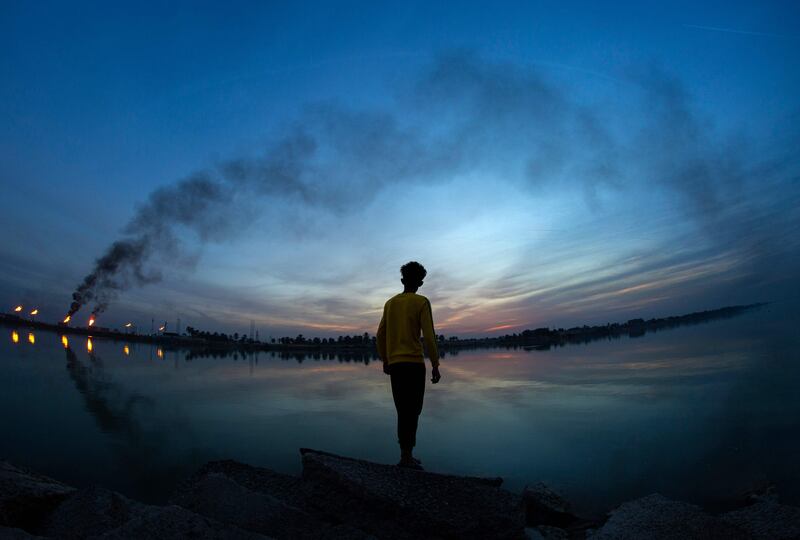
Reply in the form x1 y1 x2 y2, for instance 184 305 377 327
1 1 799 338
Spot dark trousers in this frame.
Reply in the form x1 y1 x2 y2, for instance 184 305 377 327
389 362 426 452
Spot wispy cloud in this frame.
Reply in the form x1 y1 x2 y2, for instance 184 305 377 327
683 24 799 40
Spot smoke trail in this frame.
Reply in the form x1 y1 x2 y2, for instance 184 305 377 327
66 52 800 317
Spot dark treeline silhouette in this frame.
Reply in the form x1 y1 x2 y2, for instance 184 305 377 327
173 303 765 363
183 347 386 365
184 326 253 343
257 303 765 352
2 303 765 358
447 303 767 350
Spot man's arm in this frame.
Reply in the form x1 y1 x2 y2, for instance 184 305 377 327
420 300 441 383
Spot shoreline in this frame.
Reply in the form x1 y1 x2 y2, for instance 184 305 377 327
1 449 797 539
0 302 767 358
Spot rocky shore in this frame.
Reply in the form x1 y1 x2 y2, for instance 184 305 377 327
1 449 798 539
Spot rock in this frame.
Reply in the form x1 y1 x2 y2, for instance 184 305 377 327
300 448 525 540
522 483 577 527
0 461 75 531
592 494 750 540
537 525 569 539
525 528 545 540
88 504 271 539
721 500 800 540
0 526 45 539
172 461 376 539
741 481 780 505
181 460 308 508
171 471 322 539
38 485 147 539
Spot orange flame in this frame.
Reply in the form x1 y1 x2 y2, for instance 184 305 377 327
87 338 93 352
123 345 130 356
28 333 35 344
158 325 165 332
30 309 38 316
63 315 71 324
88 317 95 327
12 331 19 343
13 305 22 312
124 322 132 328
62 335 69 348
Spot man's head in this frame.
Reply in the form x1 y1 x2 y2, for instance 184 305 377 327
401 261 427 292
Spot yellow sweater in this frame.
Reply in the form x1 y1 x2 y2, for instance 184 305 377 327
377 292 440 367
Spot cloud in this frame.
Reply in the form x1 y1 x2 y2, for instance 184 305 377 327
61 52 799 331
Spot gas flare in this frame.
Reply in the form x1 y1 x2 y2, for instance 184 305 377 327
13 305 22 312
124 322 132 328
30 309 38 316
88 316 96 327
63 315 71 324
158 325 165 332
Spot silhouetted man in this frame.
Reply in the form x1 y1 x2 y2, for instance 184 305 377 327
377 261 441 469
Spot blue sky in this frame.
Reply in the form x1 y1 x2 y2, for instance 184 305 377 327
1 1 798 337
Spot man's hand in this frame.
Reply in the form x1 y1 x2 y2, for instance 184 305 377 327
431 366 441 384
383 361 390 375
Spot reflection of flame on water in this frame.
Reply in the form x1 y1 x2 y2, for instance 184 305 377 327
14 305 23 312
62 335 69 348
63 315 71 324
30 309 38 316
157 348 164 359
123 345 130 356
87 338 93 353
28 333 35 344
12 331 19 343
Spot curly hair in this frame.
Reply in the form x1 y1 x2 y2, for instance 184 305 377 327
400 261 427 285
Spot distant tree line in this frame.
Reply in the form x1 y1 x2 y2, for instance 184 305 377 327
178 303 763 354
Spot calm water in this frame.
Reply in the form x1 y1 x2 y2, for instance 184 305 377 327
1 304 798 516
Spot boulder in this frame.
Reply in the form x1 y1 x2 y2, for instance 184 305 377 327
537 525 569 539
300 448 525 540
171 461 376 539
525 525 569 539
525 528 545 540
522 483 577 527
182 461 306 504
0 461 75 531
721 500 800 540
88 504 271 539
591 494 750 540
0 526 45 539
38 485 147 539
171 471 323 539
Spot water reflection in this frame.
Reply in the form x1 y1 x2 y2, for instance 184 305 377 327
62 344 197 500
11 330 19 343
0 304 797 516
62 335 69 349
27 332 35 344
